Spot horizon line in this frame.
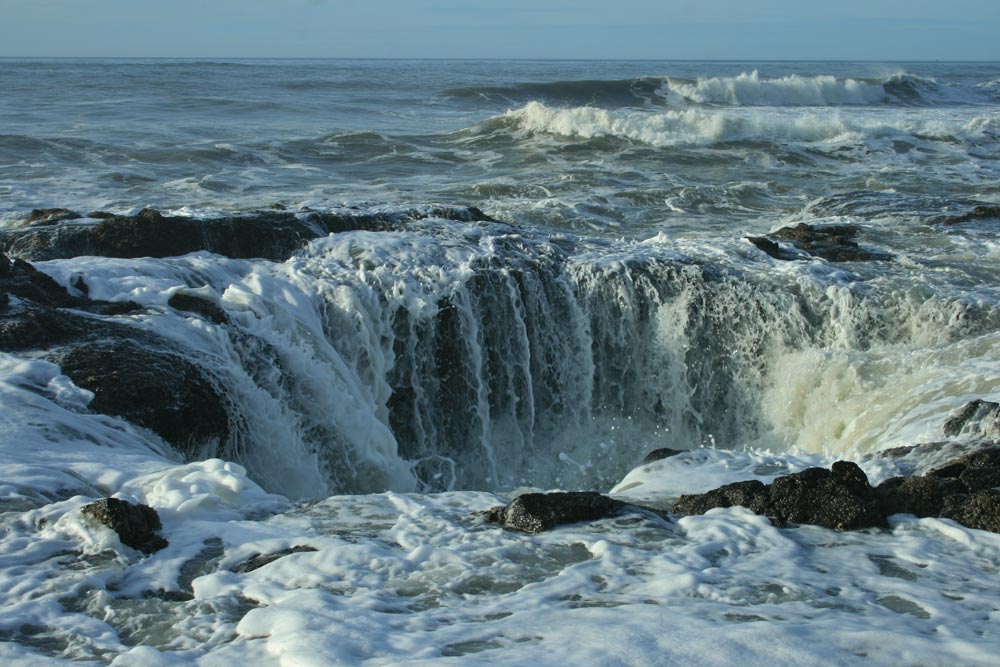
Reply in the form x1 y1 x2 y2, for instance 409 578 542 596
1 56 998 64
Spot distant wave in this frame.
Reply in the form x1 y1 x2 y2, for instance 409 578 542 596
498 101 996 148
443 71 992 109
659 71 939 107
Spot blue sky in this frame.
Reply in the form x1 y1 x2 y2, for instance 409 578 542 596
2 0 998 60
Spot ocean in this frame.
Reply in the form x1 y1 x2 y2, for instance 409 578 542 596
1 58 1000 665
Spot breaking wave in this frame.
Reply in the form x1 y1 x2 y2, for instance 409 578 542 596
498 101 993 148
659 71 941 107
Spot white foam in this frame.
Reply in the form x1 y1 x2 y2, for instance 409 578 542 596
661 71 900 107
503 101 998 150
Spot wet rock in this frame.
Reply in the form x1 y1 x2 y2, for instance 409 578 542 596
941 399 1000 439
167 291 228 325
81 498 168 554
85 211 116 220
486 492 628 533
746 236 801 261
26 208 81 225
748 223 891 262
765 462 887 530
927 445 1000 480
940 205 1000 225
673 480 770 516
639 448 684 465
875 475 954 518
53 341 230 456
0 252 140 316
232 546 318 573
673 461 887 531
0 206 499 262
0 255 228 456
942 491 1000 533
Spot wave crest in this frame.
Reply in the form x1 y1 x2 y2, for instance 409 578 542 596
660 71 936 107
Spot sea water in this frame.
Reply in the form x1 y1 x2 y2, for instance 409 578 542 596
1 59 1000 665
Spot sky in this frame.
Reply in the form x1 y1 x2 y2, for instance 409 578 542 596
1 0 998 60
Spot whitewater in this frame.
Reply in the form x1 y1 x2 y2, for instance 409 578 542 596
1 59 1000 665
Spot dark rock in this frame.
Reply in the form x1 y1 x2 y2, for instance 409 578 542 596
639 448 684 465
0 255 228 456
673 480 770 516
746 236 801 261
81 498 167 554
0 253 139 317
942 399 1000 439
485 492 628 533
941 491 1000 533
959 466 1000 492
54 341 229 455
0 206 499 262
747 223 891 262
232 546 318 573
70 275 89 296
940 205 1000 225
167 291 228 325
27 208 81 225
766 462 887 530
86 211 116 220
927 445 1000 480
673 461 887 531
875 475 953 518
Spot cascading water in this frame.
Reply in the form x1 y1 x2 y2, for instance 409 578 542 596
48 216 1000 499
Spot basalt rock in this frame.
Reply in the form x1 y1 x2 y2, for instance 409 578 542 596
0 206 498 262
26 208 82 225
675 447 1000 534
748 223 891 263
673 461 887 530
52 341 229 456
0 254 230 456
672 480 770 516
167 291 229 325
485 492 629 533
81 498 167 554
940 205 1000 225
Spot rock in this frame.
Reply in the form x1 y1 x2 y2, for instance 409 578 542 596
942 400 1000 439
942 491 1000 533
53 342 230 456
168 291 228 325
765 462 887 530
940 205 1000 225
232 546 318 573
673 461 887 531
927 445 1000 480
748 223 891 262
485 492 628 533
959 466 1000 492
673 480 770 516
0 206 499 262
0 252 141 316
875 475 954 518
639 448 684 465
26 208 81 225
746 236 801 261
85 211 116 220
0 255 229 457
81 498 168 554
